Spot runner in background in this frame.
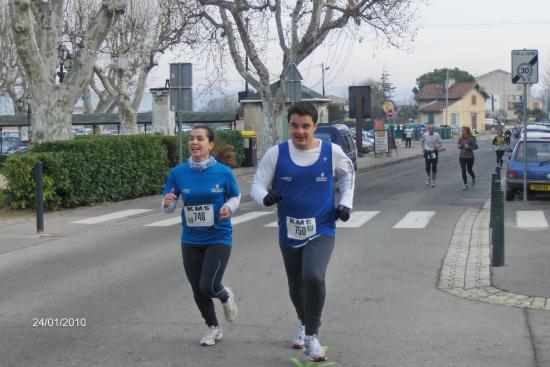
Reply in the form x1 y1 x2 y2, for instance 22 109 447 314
492 129 506 168
421 124 443 188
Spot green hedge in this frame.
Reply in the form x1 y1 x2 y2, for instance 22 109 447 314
2 136 169 209
1 131 246 210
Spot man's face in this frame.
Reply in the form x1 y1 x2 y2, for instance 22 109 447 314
289 113 317 150
428 125 434 135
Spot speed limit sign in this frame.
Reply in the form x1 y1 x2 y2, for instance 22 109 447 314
511 49 538 84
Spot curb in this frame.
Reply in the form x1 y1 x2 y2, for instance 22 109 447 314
438 206 550 310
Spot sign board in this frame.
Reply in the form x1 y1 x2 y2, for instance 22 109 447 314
348 86 371 118
386 109 393 119
170 63 193 111
382 101 393 113
511 49 538 84
374 130 388 153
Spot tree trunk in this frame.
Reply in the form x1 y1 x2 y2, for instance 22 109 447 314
118 98 138 135
31 88 73 141
259 98 285 156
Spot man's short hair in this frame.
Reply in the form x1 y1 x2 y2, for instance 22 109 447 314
287 101 318 124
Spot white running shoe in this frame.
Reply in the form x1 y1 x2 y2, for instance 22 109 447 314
430 180 436 188
304 334 328 362
462 185 469 191
200 325 222 346
425 177 430 186
292 324 305 349
222 287 238 322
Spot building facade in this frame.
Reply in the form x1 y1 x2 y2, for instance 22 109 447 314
415 81 488 130
475 69 534 123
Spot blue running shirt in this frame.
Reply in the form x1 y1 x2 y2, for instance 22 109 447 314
273 141 335 247
162 161 240 247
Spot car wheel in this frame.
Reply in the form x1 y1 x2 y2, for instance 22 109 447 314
505 187 514 201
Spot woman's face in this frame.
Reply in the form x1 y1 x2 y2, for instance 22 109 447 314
188 128 213 162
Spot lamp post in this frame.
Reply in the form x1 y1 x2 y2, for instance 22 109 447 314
16 95 32 142
321 63 330 96
57 43 74 83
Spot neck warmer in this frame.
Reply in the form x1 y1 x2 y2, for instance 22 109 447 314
188 156 216 172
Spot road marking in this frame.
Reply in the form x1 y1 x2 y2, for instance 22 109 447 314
71 209 153 224
337 211 380 228
516 211 548 228
144 216 181 227
393 211 436 228
232 211 273 225
265 211 381 228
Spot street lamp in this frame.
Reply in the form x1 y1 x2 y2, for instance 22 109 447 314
321 63 330 96
57 43 75 83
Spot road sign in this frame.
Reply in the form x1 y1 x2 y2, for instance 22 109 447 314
386 109 393 119
511 49 538 84
383 101 393 113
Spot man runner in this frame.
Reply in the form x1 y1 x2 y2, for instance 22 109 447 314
421 124 443 187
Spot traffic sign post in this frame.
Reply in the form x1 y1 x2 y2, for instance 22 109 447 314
511 49 538 202
386 109 393 119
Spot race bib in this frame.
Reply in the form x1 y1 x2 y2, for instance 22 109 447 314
427 151 436 160
286 217 316 240
184 204 214 227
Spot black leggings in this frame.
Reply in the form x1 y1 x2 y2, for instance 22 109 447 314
459 157 475 184
496 150 504 167
182 244 231 327
424 151 438 177
280 236 335 336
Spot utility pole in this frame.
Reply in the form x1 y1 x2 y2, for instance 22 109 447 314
245 18 249 96
321 63 330 96
445 69 449 126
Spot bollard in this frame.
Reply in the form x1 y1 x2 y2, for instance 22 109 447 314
492 178 505 266
495 165 501 177
489 173 497 228
35 161 44 233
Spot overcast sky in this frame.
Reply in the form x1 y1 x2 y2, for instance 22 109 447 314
147 0 550 105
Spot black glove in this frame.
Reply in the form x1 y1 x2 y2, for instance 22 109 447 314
335 205 351 222
263 189 282 207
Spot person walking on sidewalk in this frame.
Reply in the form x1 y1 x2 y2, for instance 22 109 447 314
251 101 355 362
162 126 240 346
457 126 479 190
404 126 413 148
492 129 506 168
421 124 443 187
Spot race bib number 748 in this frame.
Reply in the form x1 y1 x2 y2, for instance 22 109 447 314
184 204 214 227
286 216 316 240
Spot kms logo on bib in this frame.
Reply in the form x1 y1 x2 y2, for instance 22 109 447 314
289 217 315 229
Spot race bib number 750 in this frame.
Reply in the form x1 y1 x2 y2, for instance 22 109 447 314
286 216 316 240
184 204 214 227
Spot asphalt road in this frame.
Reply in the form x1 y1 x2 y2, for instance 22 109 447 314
1 139 549 367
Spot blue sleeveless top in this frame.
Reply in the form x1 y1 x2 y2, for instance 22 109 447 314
273 141 335 247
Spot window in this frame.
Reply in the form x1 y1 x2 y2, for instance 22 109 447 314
428 112 434 123
471 95 477 105
451 113 458 126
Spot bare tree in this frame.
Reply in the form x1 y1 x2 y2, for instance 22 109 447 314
89 0 199 134
195 0 423 153
8 0 127 142
0 0 25 113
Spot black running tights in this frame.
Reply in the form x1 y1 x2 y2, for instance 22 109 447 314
459 157 475 185
182 244 231 327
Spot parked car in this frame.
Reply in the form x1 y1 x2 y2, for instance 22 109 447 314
505 135 550 200
315 123 357 171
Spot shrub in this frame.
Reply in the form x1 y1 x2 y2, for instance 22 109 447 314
3 136 169 209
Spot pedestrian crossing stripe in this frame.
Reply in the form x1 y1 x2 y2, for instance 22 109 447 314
393 211 436 229
265 211 381 228
70 209 153 224
144 216 181 227
516 211 548 228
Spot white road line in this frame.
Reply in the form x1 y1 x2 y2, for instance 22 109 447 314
265 211 380 228
71 209 153 224
232 211 273 225
144 216 181 227
393 211 436 229
337 211 380 228
516 211 549 228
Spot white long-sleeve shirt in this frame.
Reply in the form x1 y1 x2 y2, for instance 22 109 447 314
251 139 355 208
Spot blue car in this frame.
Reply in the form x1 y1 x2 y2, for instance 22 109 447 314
315 123 357 171
505 135 550 200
